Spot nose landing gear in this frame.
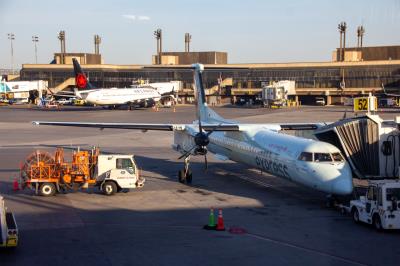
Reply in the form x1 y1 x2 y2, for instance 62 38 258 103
178 156 192 184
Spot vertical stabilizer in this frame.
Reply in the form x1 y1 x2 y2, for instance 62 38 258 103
192 64 228 123
72 58 94 90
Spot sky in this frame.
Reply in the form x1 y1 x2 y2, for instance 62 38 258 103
0 0 399 69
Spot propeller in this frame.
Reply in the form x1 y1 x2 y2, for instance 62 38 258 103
178 122 222 170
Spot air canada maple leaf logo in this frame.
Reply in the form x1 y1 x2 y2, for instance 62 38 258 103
76 73 87 89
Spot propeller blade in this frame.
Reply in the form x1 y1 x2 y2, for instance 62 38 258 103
206 123 222 137
178 146 196 160
204 155 208 171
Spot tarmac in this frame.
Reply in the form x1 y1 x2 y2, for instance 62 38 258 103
0 104 399 266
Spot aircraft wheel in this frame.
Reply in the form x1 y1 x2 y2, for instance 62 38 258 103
39 182 56 197
186 170 193 184
351 208 360 223
373 214 383 231
178 170 186 183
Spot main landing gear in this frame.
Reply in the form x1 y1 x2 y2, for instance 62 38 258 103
178 156 192 184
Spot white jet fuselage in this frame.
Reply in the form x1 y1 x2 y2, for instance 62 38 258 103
81 88 161 105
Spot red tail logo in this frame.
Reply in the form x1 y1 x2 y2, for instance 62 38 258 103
76 73 87 89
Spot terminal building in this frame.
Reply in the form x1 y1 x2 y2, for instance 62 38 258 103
19 46 400 105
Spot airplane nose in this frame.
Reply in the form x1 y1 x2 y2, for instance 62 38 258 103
331 172 353 195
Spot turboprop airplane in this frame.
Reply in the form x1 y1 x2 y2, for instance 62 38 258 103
72 58 161 108
33 64 353 195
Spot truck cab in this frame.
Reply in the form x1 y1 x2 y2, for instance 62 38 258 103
351 180 400 230
96 155 145 195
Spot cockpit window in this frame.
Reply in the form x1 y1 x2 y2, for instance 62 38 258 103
298 152 313 161
332 153 344 162
314 153 332 162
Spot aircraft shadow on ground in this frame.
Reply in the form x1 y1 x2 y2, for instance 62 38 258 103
133 154 326 205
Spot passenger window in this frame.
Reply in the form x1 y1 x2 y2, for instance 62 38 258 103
298 152 313 161
332 153 344 162
314 153 332 162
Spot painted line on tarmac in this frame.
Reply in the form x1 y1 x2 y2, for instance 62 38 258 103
246 232 367 266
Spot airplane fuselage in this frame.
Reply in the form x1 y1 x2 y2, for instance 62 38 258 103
208 129 353 195
80 88 161 106
174 125 353 195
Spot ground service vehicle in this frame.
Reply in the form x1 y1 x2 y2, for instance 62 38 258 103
20 147 144 196
0 196 18 248
315 97 326 106
348 180 400 230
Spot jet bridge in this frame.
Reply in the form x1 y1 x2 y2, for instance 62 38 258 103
314 115 400 180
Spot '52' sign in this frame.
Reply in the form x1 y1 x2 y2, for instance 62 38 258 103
353 97 376 112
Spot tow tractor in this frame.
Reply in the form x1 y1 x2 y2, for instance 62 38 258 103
20 147 145 196
338 180 400 230
0 196 18 248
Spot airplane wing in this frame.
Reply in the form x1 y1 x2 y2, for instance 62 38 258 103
32 121 240 132
32 121 324 131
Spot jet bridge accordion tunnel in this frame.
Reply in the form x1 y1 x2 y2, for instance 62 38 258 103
314 115 400 180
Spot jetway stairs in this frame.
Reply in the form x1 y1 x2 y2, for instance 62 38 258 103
51 77 75 94
206 78 233 95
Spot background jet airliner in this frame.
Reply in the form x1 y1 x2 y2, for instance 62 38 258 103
72 58 162 108
34 64 353 195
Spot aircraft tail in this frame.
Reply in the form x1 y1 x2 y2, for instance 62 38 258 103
72 58 94 90
192 64 228 124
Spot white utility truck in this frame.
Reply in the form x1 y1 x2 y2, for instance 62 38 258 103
347 180 400 230
21 148 145 196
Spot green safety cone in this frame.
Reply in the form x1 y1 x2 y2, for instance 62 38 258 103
203 207 216 230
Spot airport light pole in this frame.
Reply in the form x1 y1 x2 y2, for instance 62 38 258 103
153 29 162 64
185 33 192 52
338 22 347 62
94 34 101 55
58 30 66 64
7 33 15 72
357 26 365 48
32 35 39 64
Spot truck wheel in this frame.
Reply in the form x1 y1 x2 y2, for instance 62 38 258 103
102 181 117 196
373 215 383 231
178 170 186 183
39 183 56 196
351 208 360 223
